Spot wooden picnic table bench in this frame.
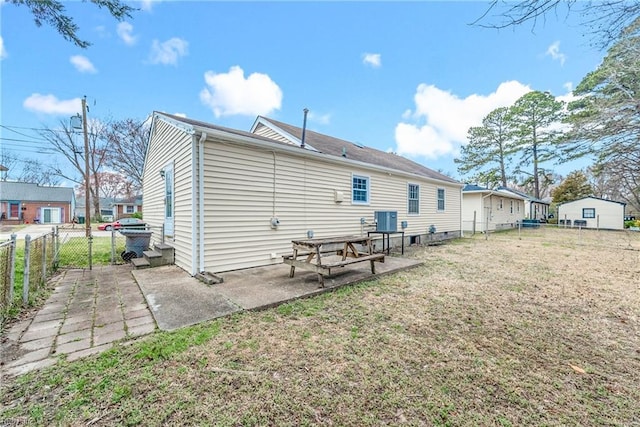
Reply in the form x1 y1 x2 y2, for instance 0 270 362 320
282 235 385 287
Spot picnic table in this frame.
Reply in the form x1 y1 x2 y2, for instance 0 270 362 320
283 235 385 286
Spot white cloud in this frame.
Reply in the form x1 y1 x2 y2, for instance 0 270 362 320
546 41 566 66
139 0 157 11
149 37 188 65
200 65 282 118
23 93 82 115
117 22 137 46
308 111 331 125
395 80 531 159
362 53 381 68
0 36 7 60
70 55 97 73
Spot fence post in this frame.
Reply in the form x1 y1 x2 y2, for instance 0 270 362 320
42 234 48 284
23 235 31 306
111 228 116 265
472 211 476 235
54 226 60 269
8 234 17 303
88 234 93 271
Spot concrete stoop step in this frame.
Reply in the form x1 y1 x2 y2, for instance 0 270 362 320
132 243 175 270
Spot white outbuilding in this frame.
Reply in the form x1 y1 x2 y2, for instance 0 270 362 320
556 196 626 230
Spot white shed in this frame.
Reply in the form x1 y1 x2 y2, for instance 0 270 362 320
556 197 626 230
142 113 464 276
462 184 526 232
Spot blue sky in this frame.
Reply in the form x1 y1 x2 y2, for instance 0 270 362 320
1 1 604 183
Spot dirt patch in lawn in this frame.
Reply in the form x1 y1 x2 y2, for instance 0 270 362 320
2 227 639 426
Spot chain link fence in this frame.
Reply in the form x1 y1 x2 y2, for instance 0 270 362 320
1 224 164 326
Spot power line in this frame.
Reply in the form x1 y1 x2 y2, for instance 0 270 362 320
0 125 49 141
0 136 51 146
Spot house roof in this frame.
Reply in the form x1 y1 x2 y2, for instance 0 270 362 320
557 196 626 207
462 184 527 200
462 184 489 192
153 112 460 186
253 116 459 184
0 182 74 203
114 195 143 206
496 186 550 205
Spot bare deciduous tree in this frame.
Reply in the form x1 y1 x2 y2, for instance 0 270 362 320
473 0 640 48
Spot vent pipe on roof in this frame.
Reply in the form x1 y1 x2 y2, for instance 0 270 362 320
301 108 309 149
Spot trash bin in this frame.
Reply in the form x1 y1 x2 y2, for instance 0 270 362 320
119 229 152 261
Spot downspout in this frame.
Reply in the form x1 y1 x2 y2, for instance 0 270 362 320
459 187 463 237
198 132 207 274
191 136 198 275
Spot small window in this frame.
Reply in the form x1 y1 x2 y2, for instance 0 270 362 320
583 208 595 218
352 175 369 204
510 200 513 213
408 183 419 215
498 198 503 210
126 205 134 214
437 188 445 211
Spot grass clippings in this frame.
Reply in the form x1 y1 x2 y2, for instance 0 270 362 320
1 227 639 426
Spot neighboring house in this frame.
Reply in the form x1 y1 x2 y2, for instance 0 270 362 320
113 195 142 219
0 182 75 224
462 184 526 232
75 197 116 222
143 112 464 276
557 196 626 230
496 186 550 220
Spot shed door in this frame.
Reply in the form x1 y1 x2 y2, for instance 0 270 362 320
163 163 174 237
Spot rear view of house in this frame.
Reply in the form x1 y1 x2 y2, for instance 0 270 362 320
557 196 625 230
142 112 463 276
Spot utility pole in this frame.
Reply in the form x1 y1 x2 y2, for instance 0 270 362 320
82 96 91 237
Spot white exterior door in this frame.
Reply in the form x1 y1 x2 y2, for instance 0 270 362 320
163 163 174 237
42 207 62 223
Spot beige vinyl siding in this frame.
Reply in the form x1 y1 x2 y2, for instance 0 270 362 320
557 197 624 230
489 195 524 229
252 123 296 145
462 192 524 232
142 119 195 273
201 138 461 273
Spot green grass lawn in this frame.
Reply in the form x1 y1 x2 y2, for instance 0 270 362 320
1 228 639 426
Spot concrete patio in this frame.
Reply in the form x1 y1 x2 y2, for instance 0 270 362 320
1 255 421 378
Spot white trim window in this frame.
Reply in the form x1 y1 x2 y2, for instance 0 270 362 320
352 174 370 204
408 183 419 215
510 200 514 214
583 208 596 218
126 205 135 214
437 188 445 211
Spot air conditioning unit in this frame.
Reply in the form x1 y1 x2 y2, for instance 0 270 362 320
375 211 398 232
